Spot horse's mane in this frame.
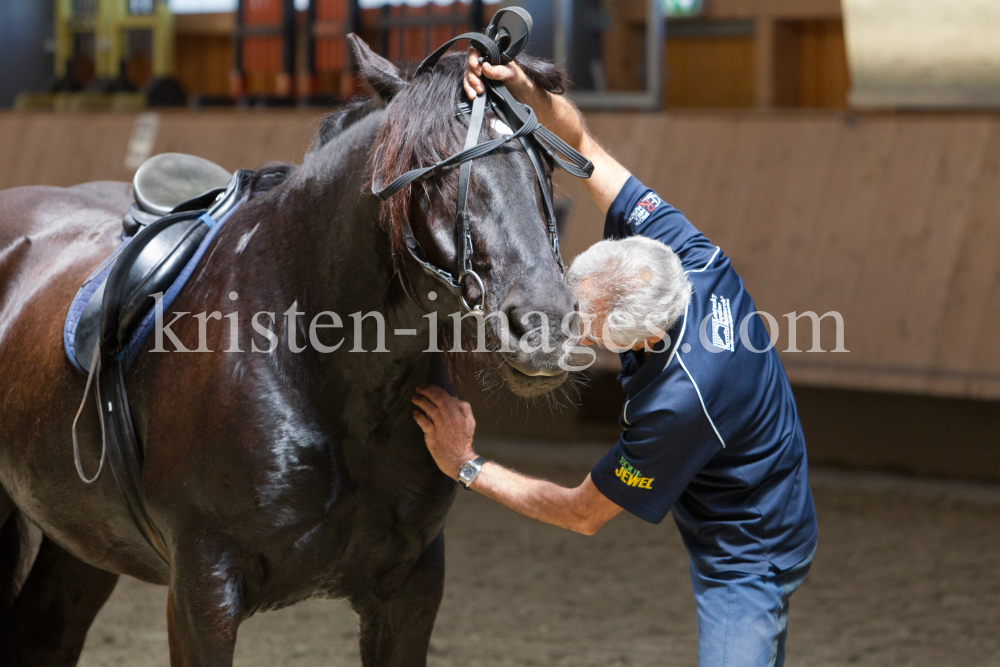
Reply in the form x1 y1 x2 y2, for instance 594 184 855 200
252 49 566 252
371 52 565 252
311 96 383 153
250 50 570 393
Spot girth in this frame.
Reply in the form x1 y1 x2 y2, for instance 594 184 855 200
374 7 593 314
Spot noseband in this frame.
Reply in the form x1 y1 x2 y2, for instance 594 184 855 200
372 8 594 313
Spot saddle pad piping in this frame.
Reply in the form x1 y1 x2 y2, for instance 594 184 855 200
121 204 238 370
64 244 131 373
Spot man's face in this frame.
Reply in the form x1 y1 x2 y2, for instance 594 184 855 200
578 323 658 352
575 307 661 353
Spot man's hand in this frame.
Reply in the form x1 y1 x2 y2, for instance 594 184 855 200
463 47 630 214
412 385 477 480
413 388 624 534
463 48 534 101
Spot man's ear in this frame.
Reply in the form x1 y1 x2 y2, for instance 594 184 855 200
347 34 407 102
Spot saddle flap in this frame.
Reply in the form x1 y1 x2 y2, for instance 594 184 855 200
133 153 232 216
116 218 209 345
100 214 208 353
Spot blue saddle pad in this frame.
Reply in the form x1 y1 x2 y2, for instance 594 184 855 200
63 202 243 373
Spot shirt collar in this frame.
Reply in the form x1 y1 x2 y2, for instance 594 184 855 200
616 312 685 396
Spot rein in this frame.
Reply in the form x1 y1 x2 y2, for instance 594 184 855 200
372 7 594 313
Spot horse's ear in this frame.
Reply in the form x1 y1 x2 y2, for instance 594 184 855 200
348 34 406 102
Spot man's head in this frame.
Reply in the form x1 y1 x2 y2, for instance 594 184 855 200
567 237 692 352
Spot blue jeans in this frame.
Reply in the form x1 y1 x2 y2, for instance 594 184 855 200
689 549 815 667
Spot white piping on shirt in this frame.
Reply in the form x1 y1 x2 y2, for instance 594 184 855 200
677 355 726 448
631 245 723 446
667 246 718 373
690 247 720 274
663 302 689 372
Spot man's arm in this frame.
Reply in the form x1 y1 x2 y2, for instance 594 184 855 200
465 51 630 214
412 386 623 535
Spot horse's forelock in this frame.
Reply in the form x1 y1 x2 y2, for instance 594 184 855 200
370 52 469 258
368 50 568 272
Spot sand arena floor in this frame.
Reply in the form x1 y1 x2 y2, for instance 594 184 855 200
74 439 1000 667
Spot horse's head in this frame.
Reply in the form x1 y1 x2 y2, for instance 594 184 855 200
350 36 581 398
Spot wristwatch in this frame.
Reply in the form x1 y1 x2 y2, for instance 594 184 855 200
457 456 487 489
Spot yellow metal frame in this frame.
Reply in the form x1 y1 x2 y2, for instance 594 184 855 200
54 0 175 80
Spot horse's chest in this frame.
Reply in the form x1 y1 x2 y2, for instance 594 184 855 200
253 471 455 607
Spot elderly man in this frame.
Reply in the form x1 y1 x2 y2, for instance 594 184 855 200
412 52 817 667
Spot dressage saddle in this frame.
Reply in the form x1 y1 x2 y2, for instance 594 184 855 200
69 153 244 373
66 153 251 562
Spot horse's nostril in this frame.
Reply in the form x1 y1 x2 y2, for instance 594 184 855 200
506 305 528 340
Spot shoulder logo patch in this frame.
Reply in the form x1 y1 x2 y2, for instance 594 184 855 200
615 456 654 489
627 192 663 229
710 294 735 352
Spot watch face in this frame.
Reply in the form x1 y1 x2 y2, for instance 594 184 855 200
459 462 477 485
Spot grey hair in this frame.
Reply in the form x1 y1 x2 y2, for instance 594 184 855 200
566 236 692 348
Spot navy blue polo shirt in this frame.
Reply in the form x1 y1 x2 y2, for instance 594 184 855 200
590 176 817 574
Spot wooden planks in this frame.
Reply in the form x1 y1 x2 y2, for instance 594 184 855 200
0 110 319 189
175 34 233 97
797 19 850 108
664 35 756 108
706 0 842 20
556 110 1000 400
2 108 999 400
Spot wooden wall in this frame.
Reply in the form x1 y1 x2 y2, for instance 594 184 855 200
797 19 850 108
555 111 1000 402
172 6 495 100
664 19 849 109
171 6 850 108
175 34 233 98
3 108 1000 403
0 111 317 188
665 34 756 108
3 108 999 478
174 13 234 98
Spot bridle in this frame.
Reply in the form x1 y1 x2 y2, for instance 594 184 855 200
372 8 594 313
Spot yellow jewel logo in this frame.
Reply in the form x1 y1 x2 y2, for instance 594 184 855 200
615 456 654 490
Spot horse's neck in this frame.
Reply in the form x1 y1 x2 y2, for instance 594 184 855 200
229 113 434 407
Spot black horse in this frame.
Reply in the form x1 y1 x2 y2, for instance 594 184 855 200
0 37 577 666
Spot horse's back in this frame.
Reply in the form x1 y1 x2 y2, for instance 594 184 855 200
0 181 128 301
0 180 169 578
0 181 129 241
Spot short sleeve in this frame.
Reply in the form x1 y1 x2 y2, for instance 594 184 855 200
590 386 723 524
604 176 719 272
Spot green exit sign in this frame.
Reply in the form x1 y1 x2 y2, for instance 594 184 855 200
664 0 704 17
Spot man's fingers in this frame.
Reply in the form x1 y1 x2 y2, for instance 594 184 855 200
467 48 483 75
411 394 438 414
482 62 512 81
411 396 442 422
417 385 451 403
413 411 432 432
458 401 474 420
465 72 484 98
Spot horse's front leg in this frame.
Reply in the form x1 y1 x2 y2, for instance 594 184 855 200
166 538 247 667
355 531 446 667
